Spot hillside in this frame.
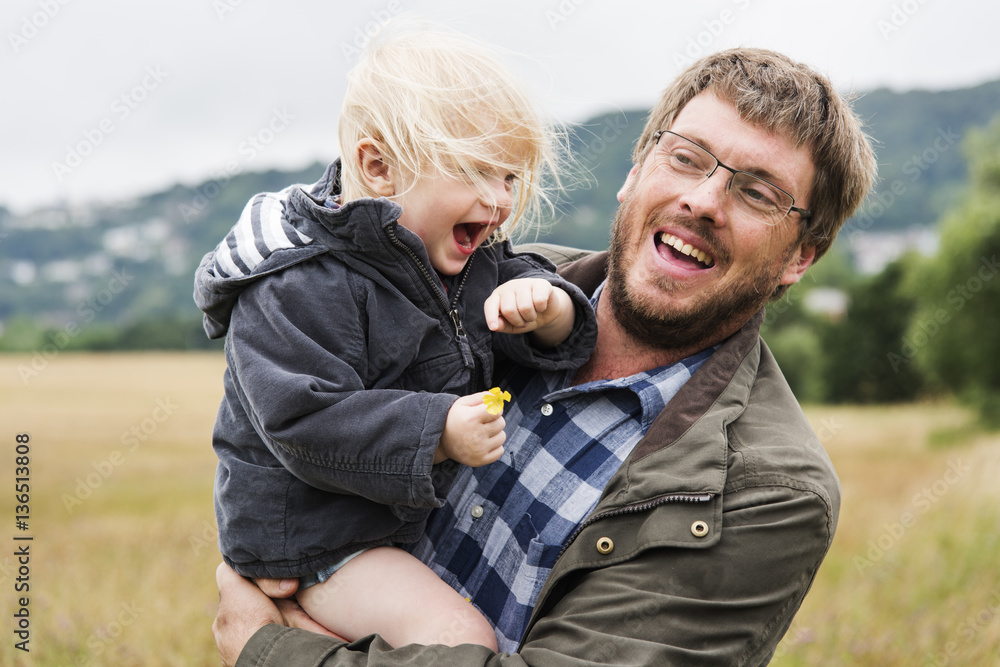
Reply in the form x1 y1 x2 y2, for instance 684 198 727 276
2 79 999 348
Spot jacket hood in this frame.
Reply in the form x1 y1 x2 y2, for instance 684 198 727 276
193 160 406 339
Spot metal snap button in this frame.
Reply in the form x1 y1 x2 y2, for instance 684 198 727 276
690 520 709 538
540 403 554 416
596 537 614 554
470 505 484 519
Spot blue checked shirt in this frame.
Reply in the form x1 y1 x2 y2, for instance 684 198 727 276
410 298 714 652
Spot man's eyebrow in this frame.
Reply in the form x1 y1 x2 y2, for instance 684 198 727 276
744 166 789 189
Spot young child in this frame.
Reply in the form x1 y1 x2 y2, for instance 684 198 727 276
194 28 597 649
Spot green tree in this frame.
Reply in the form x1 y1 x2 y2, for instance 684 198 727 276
911 115 1000 426
760 283 827 403
820 257 926 403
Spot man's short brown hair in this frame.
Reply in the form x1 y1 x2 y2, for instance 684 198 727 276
633 48 877 261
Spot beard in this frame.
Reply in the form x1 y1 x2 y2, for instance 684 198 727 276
606 194 792 352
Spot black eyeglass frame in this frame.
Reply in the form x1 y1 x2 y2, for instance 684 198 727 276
653 130 813 224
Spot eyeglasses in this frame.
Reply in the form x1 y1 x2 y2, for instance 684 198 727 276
652 130 812 226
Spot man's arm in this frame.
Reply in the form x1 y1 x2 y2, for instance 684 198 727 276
217 484 832 666
513 242 596 266
517 486 832 666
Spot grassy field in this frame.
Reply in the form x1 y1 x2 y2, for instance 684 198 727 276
0 353 998 666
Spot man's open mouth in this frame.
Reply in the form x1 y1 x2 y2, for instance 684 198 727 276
656 232 714 268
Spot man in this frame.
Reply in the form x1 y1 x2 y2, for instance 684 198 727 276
214 47 877 665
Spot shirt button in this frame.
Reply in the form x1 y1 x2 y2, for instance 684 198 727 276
540 403 554 416
470 505 484 519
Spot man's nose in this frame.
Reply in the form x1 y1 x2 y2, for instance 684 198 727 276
676 169 731 227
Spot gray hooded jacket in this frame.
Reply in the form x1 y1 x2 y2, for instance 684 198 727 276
194 161 597 579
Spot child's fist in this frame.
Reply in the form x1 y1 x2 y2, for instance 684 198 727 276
435 393 505 467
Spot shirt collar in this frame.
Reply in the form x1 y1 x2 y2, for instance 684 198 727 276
533 279 716 432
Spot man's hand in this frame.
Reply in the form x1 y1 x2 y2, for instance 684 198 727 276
435 393 505 466
214 563 284 667
484 279 575 347
254 576 298 598
214 564 338 667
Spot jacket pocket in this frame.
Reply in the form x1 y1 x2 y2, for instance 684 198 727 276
390 503 431 523
215 456 293 565
519 535 563 601
562 493 720 571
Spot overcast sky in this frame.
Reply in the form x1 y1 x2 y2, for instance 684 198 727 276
3 0 999 215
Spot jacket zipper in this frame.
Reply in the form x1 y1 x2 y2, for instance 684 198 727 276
447 252 474 330
386 226 474 330
556 492 714 560
386 226 481 386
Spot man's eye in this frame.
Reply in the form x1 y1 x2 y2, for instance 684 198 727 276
669 151 702 170
740 184 780 208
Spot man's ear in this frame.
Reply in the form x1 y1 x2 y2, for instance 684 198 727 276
780 243 817 286
617 165 641 203
356 139 396 198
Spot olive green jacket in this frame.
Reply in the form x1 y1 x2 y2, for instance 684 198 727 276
237 248 840 667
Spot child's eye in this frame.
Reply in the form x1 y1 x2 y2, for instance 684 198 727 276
504 173 517 185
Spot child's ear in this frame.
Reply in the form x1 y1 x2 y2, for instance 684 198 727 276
356 139 396 198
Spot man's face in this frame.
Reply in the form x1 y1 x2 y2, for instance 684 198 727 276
606 90 817 350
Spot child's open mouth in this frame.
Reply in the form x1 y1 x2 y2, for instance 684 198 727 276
453 223 491 253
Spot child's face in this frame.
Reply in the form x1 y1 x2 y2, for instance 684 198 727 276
395 167 514 275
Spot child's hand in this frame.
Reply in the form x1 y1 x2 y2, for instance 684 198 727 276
435 393 505 467
484 278 575 347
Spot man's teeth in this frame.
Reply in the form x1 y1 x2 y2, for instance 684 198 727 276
659 232 713 267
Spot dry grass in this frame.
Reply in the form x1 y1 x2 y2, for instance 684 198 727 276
774 405 1000 666
0 353 226 667
0 353 997 666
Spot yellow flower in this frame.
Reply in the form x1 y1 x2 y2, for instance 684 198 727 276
483 387 511 415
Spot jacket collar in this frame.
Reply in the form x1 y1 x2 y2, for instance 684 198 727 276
289 160 410 257
634 309 763 461
556 251 764 497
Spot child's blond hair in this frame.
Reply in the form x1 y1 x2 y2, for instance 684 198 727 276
338 25 561 242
